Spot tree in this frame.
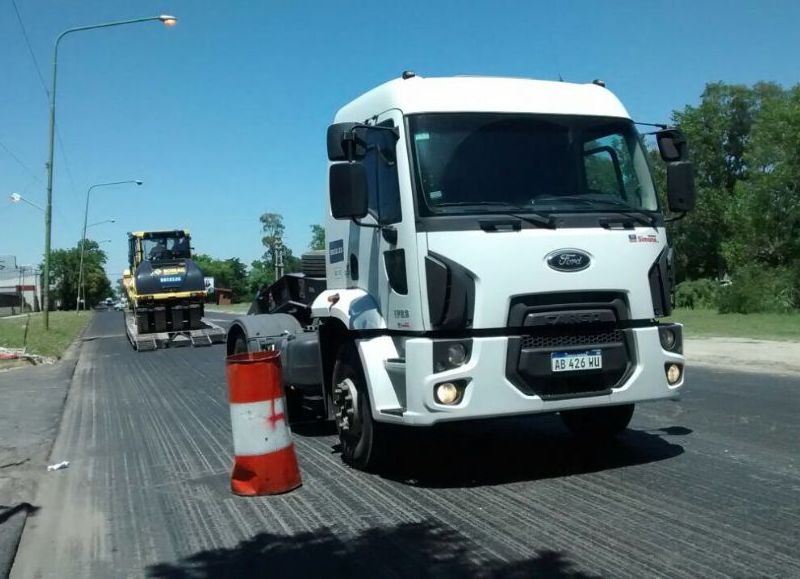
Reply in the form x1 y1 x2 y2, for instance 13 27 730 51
47 239 111 309
259 212 286 267
722 84 800 271
225 257 249 301
247 259 273 294
194 254 251 302
662 81 792 281
259 212 300 276
309 224 325 250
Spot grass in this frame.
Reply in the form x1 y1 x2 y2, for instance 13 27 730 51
205 302 252 314
0 311 93 358
667 308 800 341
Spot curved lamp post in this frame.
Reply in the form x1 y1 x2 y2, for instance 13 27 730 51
76 181 141 311
43 14 177 328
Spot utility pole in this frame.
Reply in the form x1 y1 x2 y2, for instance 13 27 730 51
274 237 284 280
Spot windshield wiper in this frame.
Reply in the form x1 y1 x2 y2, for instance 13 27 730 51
532 196 658 227
435 201 556 228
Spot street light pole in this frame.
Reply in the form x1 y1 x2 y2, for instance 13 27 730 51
9 192 45 212
77 181 140 312
42 14 177 329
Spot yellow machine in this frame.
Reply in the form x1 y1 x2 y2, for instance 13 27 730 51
122 230 223 349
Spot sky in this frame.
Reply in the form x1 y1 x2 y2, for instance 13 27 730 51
1 0 799 280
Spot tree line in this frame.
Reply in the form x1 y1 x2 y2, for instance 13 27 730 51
657 81 800 313
47 239 112 309
197 214 324 303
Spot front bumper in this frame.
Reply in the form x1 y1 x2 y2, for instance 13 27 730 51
366 325 684 426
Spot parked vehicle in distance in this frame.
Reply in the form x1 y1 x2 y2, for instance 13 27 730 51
226 73 697 471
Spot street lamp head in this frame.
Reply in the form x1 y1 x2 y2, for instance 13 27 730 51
159 15 178 27
10 193 21 203
135 180 143 186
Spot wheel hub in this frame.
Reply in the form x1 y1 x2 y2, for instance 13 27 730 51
333 377 359 434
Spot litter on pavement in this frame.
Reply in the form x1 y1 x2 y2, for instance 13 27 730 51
46 461 70 471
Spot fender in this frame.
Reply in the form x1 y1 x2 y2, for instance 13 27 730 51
226 313 302 354
311 289 386 331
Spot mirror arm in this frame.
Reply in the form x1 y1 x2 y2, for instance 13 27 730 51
381 226 398 245
351 217 380 229
665 212 687 223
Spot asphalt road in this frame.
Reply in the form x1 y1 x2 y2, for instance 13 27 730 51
11 311 800 578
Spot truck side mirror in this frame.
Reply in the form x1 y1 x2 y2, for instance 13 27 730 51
666 161 696 213
327 123 366 161
329 162 368 219
656 128 688 162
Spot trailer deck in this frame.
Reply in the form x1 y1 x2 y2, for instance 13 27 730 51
124 311 225 351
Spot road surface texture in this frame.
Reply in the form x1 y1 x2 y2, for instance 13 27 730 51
11 311 800 578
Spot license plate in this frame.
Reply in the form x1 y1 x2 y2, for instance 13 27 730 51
551 349 602 372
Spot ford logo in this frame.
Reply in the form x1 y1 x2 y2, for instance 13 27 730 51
546 249 591 272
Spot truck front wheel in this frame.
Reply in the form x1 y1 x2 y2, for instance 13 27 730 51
560 404 635 440
332 342 386 471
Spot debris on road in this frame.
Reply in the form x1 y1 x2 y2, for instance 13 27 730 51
46 461 69 472
0 347 55 366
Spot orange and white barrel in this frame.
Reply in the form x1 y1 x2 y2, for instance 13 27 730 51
226 350 302 496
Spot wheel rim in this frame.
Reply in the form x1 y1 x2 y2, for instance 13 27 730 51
334 377 361 438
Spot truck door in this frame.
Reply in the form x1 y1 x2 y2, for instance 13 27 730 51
351 110 419 330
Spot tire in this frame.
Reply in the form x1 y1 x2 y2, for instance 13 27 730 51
301 251 327 278
286 390 304 422
331 342 386 471
560 404 635 440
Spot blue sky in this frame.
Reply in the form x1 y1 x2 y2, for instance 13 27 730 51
2 0 799 280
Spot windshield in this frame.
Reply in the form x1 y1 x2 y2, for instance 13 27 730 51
143 233 191 261
408 113 658 217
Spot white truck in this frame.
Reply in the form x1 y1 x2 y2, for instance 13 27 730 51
227 73 696 470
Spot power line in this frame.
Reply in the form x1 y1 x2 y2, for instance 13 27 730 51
9 0 50 98
8 0 80 210
0 137 42 184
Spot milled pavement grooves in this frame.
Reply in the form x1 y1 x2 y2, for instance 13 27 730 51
9 311 800 578
0 322 88 578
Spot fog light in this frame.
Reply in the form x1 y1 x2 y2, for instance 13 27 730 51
446 343 467 367
435 382 460 405
666 363 682 385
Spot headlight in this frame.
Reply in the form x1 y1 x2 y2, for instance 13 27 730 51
433 339 472 372
447 343 467 366
658 324 683 353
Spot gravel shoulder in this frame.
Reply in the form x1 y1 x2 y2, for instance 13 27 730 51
686 337 800 375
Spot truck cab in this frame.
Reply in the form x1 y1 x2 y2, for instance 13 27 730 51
227 74 695 470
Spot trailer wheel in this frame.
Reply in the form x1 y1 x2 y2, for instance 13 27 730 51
560 404 635 440
332 342 386 471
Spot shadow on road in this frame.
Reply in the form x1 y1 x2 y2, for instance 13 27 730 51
147 520 598 578
0 502 40 525
371 415 686 488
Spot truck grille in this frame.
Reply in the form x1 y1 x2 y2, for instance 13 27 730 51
520 329 624 350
